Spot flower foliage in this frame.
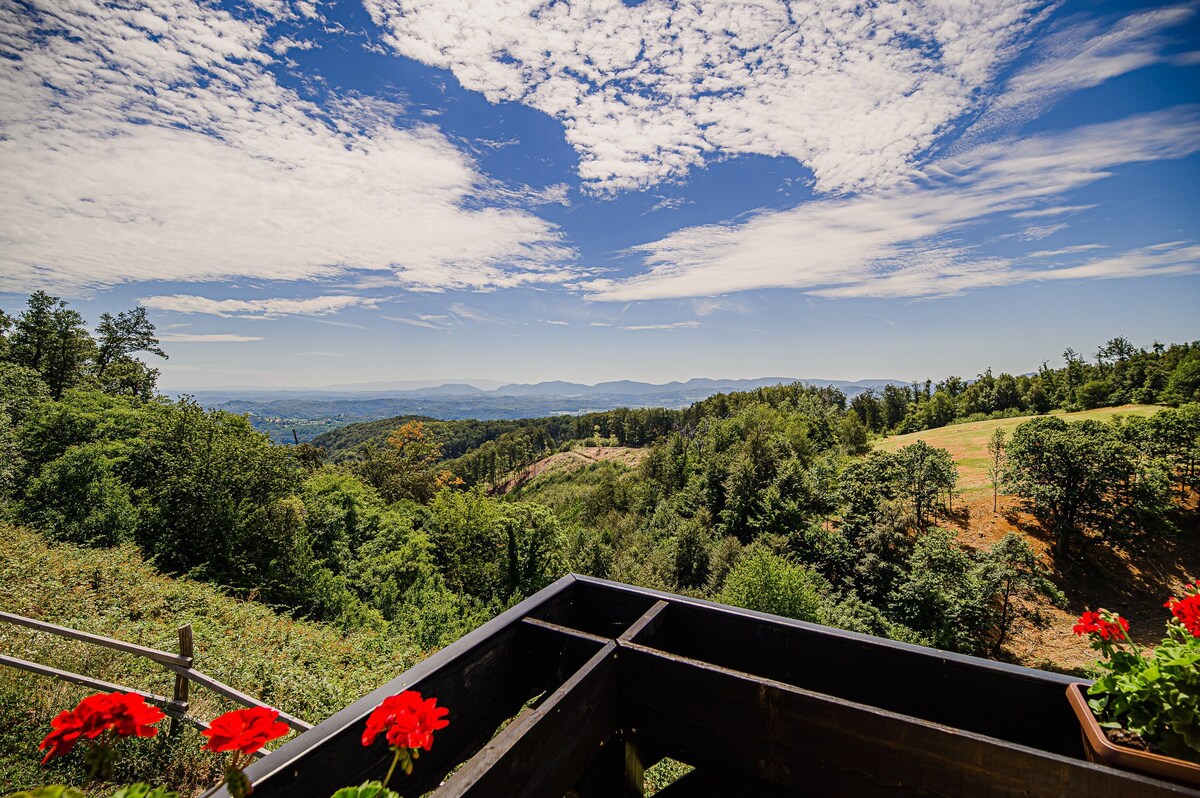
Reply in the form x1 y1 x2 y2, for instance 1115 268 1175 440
39 692 165 764
1075 594 1200 763
201 707 290 755
362 691 449 752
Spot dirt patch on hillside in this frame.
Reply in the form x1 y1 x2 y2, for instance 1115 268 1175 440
491 446 648 495
935 493 1200 673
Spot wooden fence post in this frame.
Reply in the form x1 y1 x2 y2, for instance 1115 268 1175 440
170 624 193 736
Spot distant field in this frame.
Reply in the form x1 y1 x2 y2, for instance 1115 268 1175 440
875 405 1163 498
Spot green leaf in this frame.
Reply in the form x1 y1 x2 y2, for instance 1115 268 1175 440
3 788 86 798
329 782 402 798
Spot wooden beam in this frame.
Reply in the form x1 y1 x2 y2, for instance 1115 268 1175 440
0 611 192 667
0 654 168 705
526 578 658 639
435 643 618 797
619 643 1198 798
521 617 611 646
162 665 311 732
618 600 668 643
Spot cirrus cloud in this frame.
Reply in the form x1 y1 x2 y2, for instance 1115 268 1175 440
582 108 1200 301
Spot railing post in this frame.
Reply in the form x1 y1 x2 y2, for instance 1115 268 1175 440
170 624 193 736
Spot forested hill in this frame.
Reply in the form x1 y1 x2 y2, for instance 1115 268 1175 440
314 336 1200 486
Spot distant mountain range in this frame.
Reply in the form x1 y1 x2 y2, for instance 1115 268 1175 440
170 376 903 404
173 377 906 443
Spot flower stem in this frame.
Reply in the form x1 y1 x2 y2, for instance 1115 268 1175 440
383 747 401 788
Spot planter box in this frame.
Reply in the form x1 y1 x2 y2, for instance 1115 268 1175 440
1067 682 1200 788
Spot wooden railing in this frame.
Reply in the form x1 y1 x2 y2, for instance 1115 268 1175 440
0 611 312 747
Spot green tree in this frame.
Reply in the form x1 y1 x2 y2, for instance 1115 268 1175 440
21 442 138 547
987 428 1006 514
9 292 96 399
894 440 956 529
93 307 166 379
717 543 827 623
1004 417 1135 558
888 529 990 654
974 533 1064 656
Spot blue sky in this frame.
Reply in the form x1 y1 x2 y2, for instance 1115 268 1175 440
1 0 1198 388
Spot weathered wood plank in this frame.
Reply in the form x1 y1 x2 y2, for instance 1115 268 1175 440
0 653 168 705
521 616 611 646
527 578 656 638
0 611 192 667
0 653 220 740
619 643 1199 798
162 664 311 732
434 643 619 797
618 600 668 643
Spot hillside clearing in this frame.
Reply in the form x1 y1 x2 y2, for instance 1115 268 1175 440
874 405 1198 673
491 445 647 494
875 405 1163 499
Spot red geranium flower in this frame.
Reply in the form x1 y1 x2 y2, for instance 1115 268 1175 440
1072 610 1129 641
1164 581 1200 637
362 690 449 752
107 693 166 738
39 691 165 764
201 707 290 755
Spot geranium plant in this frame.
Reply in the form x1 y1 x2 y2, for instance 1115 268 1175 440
332 690 449 797
39 691 166 781
200 706 290 798
1074 580 1200 763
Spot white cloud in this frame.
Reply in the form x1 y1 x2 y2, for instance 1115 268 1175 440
447 303 510 325
583 109 1200 301
0 0 576 295
1020 223 1068 241
159 333 265 342
365 0 1043 194
1027 243 1107 258
140 294 377 317
621 321 701 331
967 5 1195 139
1010 204 1096 219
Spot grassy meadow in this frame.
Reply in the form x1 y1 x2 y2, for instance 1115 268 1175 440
874 405 1163 499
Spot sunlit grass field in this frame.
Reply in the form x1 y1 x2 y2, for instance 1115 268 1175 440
874 405 1163 499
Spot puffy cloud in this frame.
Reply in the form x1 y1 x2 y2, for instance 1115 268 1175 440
583 109 1200 301
0 0 576 294
365 0 1044 194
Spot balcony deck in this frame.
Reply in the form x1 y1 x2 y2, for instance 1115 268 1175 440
206 575 1200 797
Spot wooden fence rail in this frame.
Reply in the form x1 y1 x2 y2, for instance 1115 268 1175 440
0 611 312 745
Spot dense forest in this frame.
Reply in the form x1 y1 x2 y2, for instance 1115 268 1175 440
2 291 1199 665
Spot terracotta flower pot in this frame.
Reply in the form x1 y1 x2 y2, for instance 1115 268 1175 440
1066 683 1200 787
